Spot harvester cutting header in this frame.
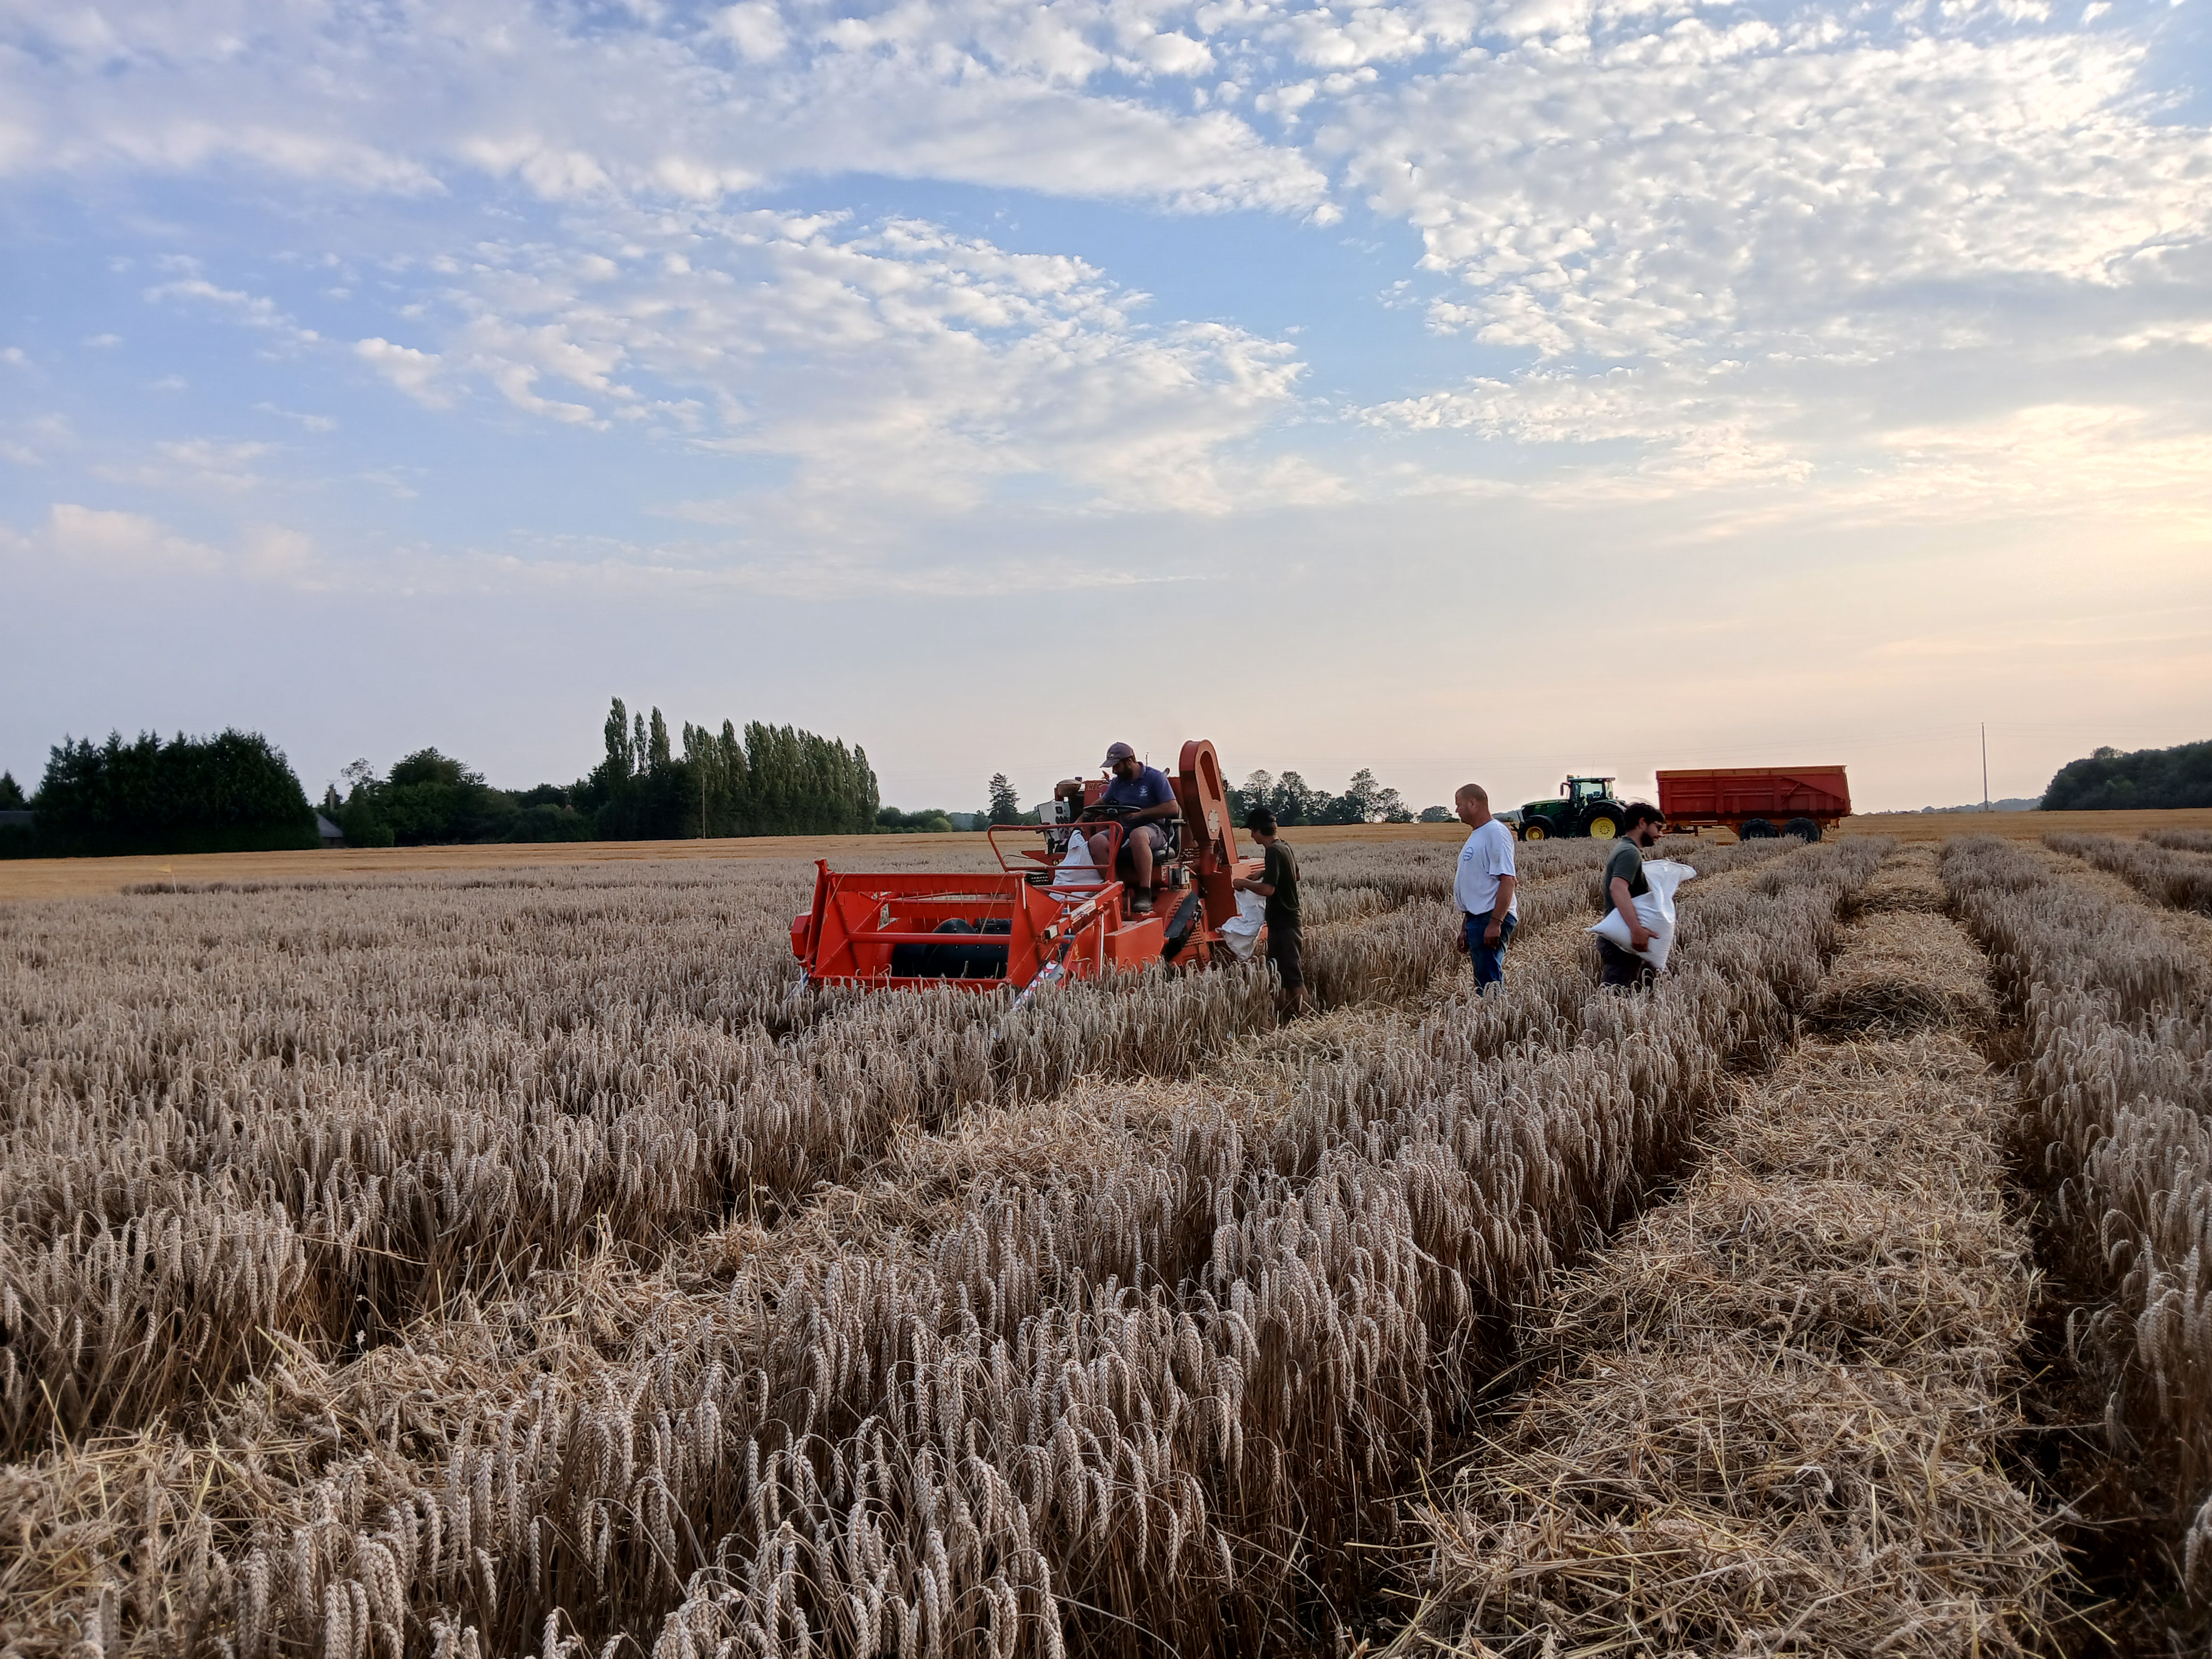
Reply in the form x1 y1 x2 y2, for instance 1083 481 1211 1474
790 740 1262 991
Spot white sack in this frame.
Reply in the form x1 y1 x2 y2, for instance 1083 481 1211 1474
1219 890 1267 961
1587 859 1697 971
1052 827 1097 894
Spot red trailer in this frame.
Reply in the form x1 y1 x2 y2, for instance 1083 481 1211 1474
1656 766 1851 840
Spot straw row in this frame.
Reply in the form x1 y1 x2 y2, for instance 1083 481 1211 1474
2046 830 2212 916
1943 834 2212 1591
1385 845 2068 1655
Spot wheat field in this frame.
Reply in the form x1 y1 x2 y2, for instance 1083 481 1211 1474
10 807 2212 906
7 825 2209 1655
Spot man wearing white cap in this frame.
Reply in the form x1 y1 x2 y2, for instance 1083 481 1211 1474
1088 741 1178 914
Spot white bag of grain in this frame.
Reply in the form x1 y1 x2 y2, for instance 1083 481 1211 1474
1052 826 1097 894
1219 890 1267 960
1588 859 1696 971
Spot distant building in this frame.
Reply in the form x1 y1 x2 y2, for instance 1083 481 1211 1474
316 812 344 846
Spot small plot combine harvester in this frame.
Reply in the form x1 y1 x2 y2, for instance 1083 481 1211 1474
789 740 1262 994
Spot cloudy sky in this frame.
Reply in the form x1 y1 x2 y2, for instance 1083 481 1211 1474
3 0 2208 816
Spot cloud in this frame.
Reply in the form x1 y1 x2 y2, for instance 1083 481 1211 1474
354 338 448 406
1363 357 2212 535
254 403 337 433
3 0 2208 619
88 438 274 493
240 522 318 578
1849 402 2212 529
350 207 1321 530
713 2 789 63
0 413 78 470
31 503 225 573
1322 24 2212 365
1 503 338 588
1365 362 1815 484
0 0 1327 212
144 272 320 346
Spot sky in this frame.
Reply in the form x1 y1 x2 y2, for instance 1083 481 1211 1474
3 0 2208 818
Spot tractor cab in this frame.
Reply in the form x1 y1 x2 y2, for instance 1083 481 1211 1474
1562 776 1616 806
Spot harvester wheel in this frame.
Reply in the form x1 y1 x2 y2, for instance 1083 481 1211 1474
1784 816 1822 843
1521 819 1550 841
1740 817 1779 839
1585 812 1618 840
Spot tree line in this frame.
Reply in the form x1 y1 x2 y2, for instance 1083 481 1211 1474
2042 738 2212 811
965 764 1448 830
334 699 882 845
1 699 886 857
328 751 594 847
596 700 879 839
0 731 318 858
1232 767 1438 826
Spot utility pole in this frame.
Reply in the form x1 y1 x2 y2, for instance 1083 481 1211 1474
1982 723 1990 812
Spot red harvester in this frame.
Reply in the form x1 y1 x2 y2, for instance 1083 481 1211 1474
1655 765 1853 840
790 740 1261 991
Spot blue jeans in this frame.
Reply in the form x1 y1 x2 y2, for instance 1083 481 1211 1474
1463 909 1517 991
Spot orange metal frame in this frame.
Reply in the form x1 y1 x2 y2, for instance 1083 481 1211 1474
790 738 1257 992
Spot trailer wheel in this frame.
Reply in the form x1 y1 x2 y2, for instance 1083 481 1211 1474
1740 817 1779 839
1784 816 1822 843
1521 819 1550 841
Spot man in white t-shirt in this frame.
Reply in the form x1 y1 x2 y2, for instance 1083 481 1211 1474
1451 782 1519 991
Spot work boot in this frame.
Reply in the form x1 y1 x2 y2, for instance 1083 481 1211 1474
1131 892 1155 915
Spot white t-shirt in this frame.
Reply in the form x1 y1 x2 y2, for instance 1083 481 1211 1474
1455 819 1519 919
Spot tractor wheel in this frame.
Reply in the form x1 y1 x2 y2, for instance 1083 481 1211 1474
1784 816 1822 843
1740 817 1779 839
1584 811 1619 840
1521 819 1550 841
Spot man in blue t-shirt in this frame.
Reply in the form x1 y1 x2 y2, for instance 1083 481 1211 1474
1087 741 1179 914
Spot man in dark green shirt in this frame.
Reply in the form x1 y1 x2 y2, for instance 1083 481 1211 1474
1233 806 1305 1017
1600 803 1664 989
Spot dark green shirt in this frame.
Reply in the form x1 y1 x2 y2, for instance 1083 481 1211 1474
1262 840 1300 929
1604 841 1648 914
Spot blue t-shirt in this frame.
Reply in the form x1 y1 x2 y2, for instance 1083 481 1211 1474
1103 764 1174 812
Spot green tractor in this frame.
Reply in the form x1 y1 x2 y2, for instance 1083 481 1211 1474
1517 776 1631 841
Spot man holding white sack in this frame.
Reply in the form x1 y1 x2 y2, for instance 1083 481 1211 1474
1599 803 1666 990
1233 807 1306 1017
1451 784 1519 992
